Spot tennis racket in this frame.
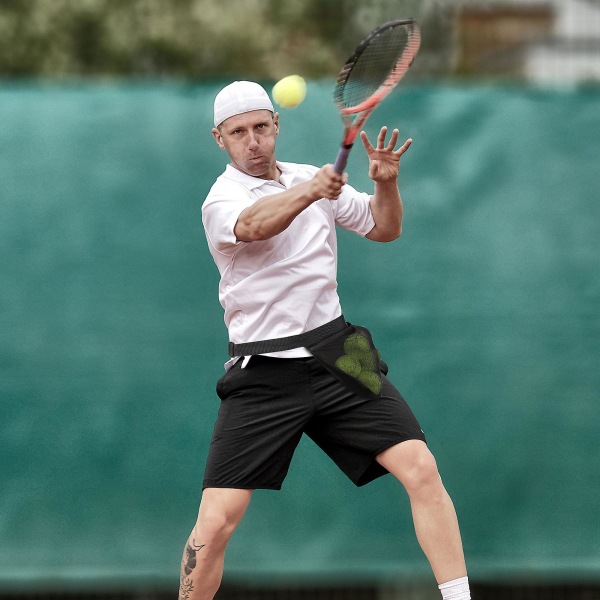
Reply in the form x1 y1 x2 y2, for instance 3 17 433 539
333 18 421 174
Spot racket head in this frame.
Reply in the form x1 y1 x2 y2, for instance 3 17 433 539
334 19 421 120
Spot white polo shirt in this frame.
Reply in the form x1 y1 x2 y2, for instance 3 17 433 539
202 161 375 359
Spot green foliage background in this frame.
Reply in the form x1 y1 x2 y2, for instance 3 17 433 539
0 0 456 79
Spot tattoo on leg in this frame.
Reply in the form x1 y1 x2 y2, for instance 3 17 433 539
179 539 205 600
184 539 206 575
179 577 194 600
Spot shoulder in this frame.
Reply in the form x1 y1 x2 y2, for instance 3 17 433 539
203 172 251 212
278 161 319 182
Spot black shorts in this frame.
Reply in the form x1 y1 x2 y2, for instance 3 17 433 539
202 355 426 490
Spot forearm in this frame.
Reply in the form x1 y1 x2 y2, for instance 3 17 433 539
234 182 317 242
234 165 345 242
366 179 403 242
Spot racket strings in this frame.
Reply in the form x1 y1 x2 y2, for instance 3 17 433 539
335 22 419 111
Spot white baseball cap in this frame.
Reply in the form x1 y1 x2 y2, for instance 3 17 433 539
213 81 274 127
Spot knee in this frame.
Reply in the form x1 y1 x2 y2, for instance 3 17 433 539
400 448 443 499
196 507 239 546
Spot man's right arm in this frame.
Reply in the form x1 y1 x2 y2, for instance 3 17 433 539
234 165 347 242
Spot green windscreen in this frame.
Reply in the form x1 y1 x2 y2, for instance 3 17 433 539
1 83 598 589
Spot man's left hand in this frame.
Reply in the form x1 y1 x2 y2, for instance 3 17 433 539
360 126 412 183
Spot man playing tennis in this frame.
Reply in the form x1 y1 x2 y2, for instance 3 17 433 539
179 81 471 600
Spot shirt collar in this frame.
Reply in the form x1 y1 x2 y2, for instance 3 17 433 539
223 162 294 190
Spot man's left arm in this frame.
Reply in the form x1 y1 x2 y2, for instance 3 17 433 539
362 126 412 243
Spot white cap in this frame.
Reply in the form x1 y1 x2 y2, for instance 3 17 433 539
213 81 274 127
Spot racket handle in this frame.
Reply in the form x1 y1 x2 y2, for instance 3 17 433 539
333 144 353 175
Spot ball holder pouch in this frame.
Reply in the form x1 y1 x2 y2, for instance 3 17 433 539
308 323 384 399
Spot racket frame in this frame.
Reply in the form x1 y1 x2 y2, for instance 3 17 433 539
333 18 421 174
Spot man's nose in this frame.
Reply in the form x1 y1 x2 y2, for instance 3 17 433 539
248 133 259 150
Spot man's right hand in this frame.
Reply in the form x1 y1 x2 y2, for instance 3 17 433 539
308 164 348 200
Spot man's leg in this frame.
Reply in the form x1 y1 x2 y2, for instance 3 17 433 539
179 487 253 600
376 440 467 585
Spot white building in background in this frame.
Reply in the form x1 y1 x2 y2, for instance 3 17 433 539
525 0 600 84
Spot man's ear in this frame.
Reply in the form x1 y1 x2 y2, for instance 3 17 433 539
212 127 226 150
273 113 280 135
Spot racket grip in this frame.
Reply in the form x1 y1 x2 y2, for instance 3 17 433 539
333 144 353 175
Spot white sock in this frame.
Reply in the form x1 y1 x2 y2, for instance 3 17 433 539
439 576 471 600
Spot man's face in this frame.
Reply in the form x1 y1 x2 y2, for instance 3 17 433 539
212 110 279 180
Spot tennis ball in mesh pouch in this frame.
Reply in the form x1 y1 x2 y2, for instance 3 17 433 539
344 333 371 355
358 371 382 395
356 349 378 371
335 354 362 378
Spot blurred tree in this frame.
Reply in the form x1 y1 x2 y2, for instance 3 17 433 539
0 0 457 79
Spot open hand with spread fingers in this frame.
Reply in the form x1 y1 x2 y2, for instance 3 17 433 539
360 126 412 183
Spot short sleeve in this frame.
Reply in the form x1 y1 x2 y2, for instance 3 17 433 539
202 179 254 256
331 182 375 237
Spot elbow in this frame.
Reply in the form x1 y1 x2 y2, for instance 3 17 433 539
384 229 402 243
389 222 402 241
382 222 403 242
366 223 402 243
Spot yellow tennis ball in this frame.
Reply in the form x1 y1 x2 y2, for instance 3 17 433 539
272 75 306 109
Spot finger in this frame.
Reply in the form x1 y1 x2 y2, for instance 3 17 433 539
369 162 379 179
377 126 388 148
328 186 343 200
387 128 400 150
322 164 344 183
394 138 413 157
327 177 344 194
360 131 374 152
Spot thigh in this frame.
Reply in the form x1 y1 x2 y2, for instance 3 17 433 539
306 359 426 486
203 357 313 490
